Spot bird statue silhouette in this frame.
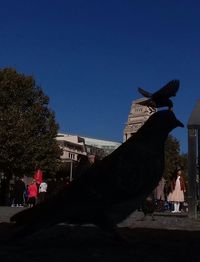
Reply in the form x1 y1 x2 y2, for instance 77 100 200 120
10 110 184 241
137 79 180 110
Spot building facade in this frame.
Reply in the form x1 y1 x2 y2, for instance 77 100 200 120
82 136 121 157
123 98 156 141
56 133 87 162
56 133 121 180
56 133 121 161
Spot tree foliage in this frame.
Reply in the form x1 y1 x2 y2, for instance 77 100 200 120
164 134 187 182
0 68 62 179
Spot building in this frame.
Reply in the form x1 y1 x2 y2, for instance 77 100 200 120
81 136 121 157
123 98 156 141
56 133 87 162
56 133 121 160
56 133 88 181
56 133 121 180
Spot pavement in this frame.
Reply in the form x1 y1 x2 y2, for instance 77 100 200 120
1 206 200 261
119 210 200 231
1 205 200 231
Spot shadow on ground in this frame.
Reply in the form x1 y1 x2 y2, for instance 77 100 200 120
0 222 199 261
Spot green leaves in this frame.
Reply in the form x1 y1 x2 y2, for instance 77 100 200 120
164 134 187 183
0 68 62 178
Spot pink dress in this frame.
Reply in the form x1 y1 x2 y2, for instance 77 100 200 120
168 176 184 202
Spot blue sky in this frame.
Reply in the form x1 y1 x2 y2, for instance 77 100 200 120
0 0 199 154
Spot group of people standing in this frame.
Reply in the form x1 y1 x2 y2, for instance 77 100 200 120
141 167 187 219
155 167 187 213
11 177 48 208
26 179 48 207
10 162 186 215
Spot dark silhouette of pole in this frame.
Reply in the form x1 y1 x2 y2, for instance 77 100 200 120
187 100 200 219
197 130 200 200
187 128 197 219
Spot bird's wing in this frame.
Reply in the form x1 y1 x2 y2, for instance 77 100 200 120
136 99 156 108
138 87 152 98
152 79 180 99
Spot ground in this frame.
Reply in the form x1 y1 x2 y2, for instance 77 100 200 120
0 222 199 262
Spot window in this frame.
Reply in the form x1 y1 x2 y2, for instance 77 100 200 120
68 153 75 159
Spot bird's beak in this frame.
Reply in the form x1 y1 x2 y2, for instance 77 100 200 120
176 119 184 127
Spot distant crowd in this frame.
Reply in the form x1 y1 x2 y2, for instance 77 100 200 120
9 177 70 208
1 155 188 217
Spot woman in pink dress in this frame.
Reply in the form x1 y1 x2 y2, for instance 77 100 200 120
168 168 186 213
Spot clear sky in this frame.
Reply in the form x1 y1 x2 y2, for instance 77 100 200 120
0 0 199 154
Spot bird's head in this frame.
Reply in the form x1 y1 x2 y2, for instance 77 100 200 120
138 110 184 137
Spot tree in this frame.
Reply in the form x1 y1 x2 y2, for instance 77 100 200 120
0 68 62 180
164 135 180 180
164 134 188 184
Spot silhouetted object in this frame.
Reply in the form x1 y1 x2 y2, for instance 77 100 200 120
140 193 155 221
13 177 26 207
10 110 183 240
73 155 93 181
137 79 179 110
0 177 8 205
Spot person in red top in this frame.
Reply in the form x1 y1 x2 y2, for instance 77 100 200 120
28 180 38 207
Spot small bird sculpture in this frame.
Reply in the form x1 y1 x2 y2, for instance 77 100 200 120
10 110 184 240
137 79 180 110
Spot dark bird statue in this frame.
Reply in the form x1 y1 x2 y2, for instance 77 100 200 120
10 110 184 240
137 79 180 110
